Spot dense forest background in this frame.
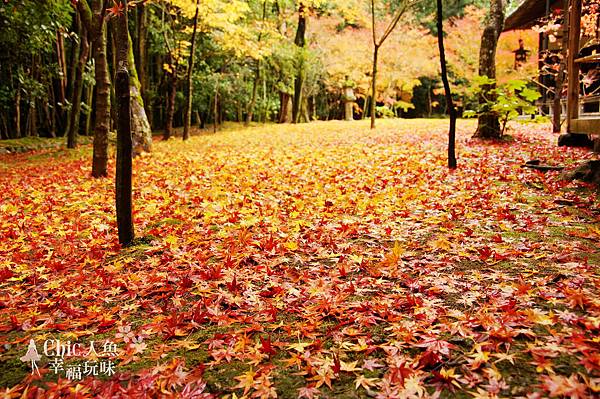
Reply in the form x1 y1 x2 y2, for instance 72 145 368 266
0 0 534 142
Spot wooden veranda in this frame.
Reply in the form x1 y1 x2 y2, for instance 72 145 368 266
504 0 600 149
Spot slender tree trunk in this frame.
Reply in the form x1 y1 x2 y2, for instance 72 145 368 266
0 115 8 140
56 29 67 112
292 3 306 124
68 25 89 148
92 25 110 178
109 22 117 132
262 78 269 122
368 0 408 128
370 45 379 129
114 0 134 246
213 88 218 133
137 3 151 129
552 0 570 133
437 0 457 169
47 85 57 137
566 0 582 134
27 101 37 137
66 15 81 109
183 0 200 140
474 0 505 139
194 110 201 127
164 68 176 140
246 0 268 126
14 84 21 138
427 81 432 117
246 61 261 126
84 81 94 135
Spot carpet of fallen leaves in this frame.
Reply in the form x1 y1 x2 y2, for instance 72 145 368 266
0 119 599 398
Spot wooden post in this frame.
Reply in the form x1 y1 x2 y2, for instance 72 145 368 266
566 0 582 133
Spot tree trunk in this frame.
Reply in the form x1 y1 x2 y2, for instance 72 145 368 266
67 24 89 149
474 0 504 139
183 0 200 140
246 0 268 126
56 29 67 115
552 0 570 133
246 61 261 126
137 3 151 129
427 81 432 117
566 0 582 134
92 24 110 178
370 45 379 129
279 92 292 123
14 84 21 138
164 68 176 140
109 22 117 132
26 101 37 137
127 32 152 154
292 4 306 124
84 81 94 135
437 0 457 169
47 85 57 137
213 87 219 133
114 0 134 246
66 14 81 111
0 114 8 140
194 111 201 127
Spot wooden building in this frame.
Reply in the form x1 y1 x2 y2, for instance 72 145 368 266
504 0 600 149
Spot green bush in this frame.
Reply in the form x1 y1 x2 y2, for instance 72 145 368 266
464 77 541 136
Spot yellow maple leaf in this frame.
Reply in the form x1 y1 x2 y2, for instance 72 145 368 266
284 241 299 251
287 342 311 352
431 236 452 252
233 369 257 396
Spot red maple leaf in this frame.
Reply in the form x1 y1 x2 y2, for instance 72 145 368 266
107 1 125 17
259 336 277 357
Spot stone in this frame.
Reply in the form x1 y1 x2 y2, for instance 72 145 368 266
558 133 593 148
560 160 600 185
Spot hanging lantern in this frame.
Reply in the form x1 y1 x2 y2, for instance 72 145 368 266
513 38 531 70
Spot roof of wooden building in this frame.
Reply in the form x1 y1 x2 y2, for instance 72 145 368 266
504 0 562 31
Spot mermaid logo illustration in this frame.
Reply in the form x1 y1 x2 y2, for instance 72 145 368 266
20 339 41 376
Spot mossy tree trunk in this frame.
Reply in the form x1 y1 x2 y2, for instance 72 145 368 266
473 0 504 139
127 32 152 154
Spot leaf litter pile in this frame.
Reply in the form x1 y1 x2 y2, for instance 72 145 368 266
0 119 599 398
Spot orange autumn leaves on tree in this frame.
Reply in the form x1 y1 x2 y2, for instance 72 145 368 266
310 13 438 104
308 5 539 110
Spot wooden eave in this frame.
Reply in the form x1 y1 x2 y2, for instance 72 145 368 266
504 0 563 31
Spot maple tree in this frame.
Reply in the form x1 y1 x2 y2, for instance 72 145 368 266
368 0 417 129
